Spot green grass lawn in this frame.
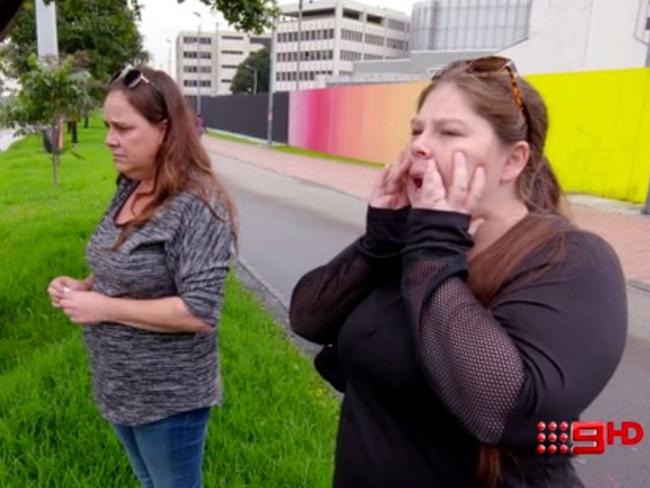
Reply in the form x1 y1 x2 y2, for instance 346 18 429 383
0 122 338 487
207 129 384 168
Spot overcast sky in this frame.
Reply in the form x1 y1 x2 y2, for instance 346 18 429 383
138 0 418 74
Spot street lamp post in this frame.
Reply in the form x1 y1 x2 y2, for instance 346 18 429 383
645 1 650 66
35 0 58 61
295 0 314 91
244 64 258 94
35 0 61 161
641 0 650 215
267 21 277 146
296 0 303 91
193 11 202 115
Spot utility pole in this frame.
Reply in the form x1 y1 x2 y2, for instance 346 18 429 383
244 64 258 94
296 0 303 91
35 0 61 160
641 0 650 215
35 0 59 61
267 22 277 146
165 38 172 77
193 11 202 114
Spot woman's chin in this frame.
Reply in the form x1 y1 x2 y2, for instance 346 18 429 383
406 185 422 204
406 193 417 206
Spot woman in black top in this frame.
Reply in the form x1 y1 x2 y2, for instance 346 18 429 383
289 57 627 487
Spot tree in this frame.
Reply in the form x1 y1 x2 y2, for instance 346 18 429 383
231 48 270 94
181 0 280 34
1 0 147 83
0 55 93 186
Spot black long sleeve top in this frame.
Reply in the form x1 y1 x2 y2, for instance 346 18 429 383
290 207 627 488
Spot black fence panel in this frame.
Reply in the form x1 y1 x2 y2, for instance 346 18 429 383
186 92 289 143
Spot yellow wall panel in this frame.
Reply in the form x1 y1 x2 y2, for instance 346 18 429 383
528 69 650 203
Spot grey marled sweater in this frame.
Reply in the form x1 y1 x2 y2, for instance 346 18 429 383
84 177 232 426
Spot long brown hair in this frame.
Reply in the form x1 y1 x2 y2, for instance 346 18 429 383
417 61 572 487
107 66 237 248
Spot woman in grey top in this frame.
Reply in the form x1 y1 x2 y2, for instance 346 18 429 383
47 66 236 488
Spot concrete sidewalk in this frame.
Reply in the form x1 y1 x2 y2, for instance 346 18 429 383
203 136 650 288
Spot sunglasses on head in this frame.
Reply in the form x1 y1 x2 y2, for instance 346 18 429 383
110 65 153 89
433 56 532 141
110 65 168 115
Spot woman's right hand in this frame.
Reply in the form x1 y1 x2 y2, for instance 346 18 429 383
369 150 411 209
48 276 90 308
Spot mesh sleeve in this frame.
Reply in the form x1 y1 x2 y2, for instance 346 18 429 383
403 265 524 444
401 209 525 443
401 211 627 448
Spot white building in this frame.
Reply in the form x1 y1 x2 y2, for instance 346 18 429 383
333 0 649 87
499 0 649 74
325 0 533 87
275 0 411 91
410 0 532 51
176 30 269 97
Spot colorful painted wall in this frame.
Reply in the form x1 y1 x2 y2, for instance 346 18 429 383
288 68 650 203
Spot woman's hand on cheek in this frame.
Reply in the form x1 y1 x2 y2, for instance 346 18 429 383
411 151 486 233
369 149 411 209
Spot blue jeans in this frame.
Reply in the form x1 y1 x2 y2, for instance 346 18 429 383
112 407 211 488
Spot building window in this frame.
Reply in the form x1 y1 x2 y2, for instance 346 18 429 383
200 80 211 87
364 33 384 46
343 9 361 21
184 65 212 74
341 50 362 61
183 51 198 59
199 52 212 59
221 50 244 55
341 29 363 42
221 64 239 69
387 19 406 32
222 35 244 40
220 79 232 83
183 80 198 87
387 38 405 50
183 36 197 43
200 37 212 44
366 14 383 25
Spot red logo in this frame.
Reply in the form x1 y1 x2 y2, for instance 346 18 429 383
536 420 644 455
